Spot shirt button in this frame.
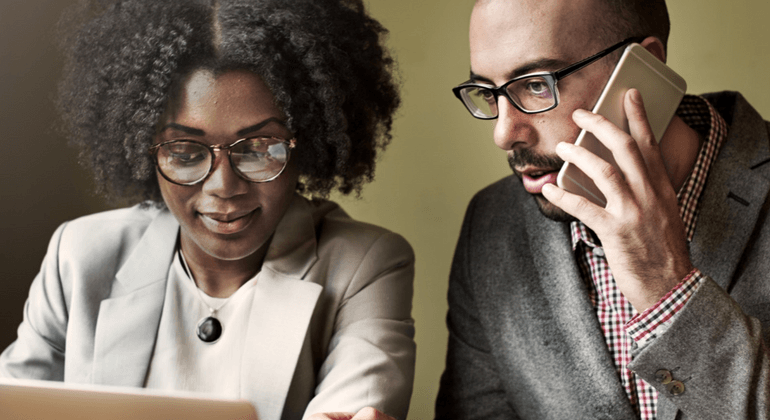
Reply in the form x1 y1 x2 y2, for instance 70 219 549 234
667 380 685 396
655 369 673 384
593 247 605 257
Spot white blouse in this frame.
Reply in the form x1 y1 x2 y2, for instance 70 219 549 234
144 251 259 398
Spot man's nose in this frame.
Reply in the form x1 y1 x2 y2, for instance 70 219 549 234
493 98 534 151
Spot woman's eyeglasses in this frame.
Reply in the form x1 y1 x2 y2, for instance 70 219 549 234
149 136 296 186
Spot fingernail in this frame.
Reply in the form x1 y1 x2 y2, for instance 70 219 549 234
542 183 555 194
629 88 643 104
556 142 571 152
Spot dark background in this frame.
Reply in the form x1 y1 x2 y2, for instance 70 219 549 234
0 0 112 351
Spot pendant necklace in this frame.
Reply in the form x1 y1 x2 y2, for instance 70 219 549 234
196 307 224 343
178 249 229 343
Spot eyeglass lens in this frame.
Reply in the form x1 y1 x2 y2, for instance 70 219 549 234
461 75 556 118
155 138 291 184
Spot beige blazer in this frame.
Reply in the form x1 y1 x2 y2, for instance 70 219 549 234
0 194 416 420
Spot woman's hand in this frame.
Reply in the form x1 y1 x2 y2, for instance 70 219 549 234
308 407 396 420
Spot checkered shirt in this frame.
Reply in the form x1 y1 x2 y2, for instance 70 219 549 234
570 94 727 419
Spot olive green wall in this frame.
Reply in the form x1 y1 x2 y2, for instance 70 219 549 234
1 1 768 419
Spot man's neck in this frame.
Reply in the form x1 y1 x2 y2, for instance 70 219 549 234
659 115 703 192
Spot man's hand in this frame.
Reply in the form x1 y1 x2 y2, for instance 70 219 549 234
542 88 693 312
308 407 396 420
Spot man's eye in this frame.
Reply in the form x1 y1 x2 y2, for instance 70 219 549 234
473 88 495 103
526 81 552 98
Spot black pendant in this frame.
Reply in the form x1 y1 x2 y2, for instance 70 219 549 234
197 316 223 343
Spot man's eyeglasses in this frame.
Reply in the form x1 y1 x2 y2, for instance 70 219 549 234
452 36 646 119
149 136 296 186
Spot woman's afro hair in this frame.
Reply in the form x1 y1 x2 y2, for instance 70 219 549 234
57 0 400 204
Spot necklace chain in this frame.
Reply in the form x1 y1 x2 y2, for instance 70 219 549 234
177 248 230 344
178 249 232 314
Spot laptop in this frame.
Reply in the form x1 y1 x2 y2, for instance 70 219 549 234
0 378 258 420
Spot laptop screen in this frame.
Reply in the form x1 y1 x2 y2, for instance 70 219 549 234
0 378 258 420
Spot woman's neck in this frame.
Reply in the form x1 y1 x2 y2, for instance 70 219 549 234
180 239 268 298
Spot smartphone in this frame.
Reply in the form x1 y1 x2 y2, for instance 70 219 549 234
556 43 687 207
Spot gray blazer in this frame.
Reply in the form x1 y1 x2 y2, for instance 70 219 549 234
0 195 416 420
436 91 770 420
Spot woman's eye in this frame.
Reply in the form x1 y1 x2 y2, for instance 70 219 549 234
243 150 268 159
234 140 273 158
171 152 202 161
165 144 207 165
243 144 267 154
170 152 205 164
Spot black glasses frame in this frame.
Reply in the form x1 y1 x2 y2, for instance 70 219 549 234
452 36 647 119
148 136 297 186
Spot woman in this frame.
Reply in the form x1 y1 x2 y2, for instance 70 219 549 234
0 1 414 419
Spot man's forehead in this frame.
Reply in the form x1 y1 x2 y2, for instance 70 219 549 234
469 0 606 82
471 0 605 30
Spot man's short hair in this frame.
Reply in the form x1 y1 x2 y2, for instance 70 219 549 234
599 0 670 51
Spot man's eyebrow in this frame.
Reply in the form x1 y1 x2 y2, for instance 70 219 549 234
468 70 494 85
469 58 570 85
160 117 286 137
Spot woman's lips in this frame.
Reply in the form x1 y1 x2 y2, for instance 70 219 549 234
198 209 257 235
521 171 559 194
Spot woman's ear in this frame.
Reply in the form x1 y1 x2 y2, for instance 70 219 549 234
640 36 666 63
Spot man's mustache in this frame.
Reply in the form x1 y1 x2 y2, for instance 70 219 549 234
507 148 565 173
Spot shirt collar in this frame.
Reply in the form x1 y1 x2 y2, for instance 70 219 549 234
675 94 728 241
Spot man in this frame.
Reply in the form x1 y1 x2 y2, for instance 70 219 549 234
436 0 770 419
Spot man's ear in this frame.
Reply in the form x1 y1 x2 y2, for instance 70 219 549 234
640 36 666 63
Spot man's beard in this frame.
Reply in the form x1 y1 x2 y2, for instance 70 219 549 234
508 149 576 223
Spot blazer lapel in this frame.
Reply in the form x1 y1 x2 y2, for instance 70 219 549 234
240 272 322 420
91 210 179 386
240 195 323 420
690 94 770 291
518 199 637 418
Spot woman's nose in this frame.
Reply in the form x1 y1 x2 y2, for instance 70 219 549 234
200 151 250 198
